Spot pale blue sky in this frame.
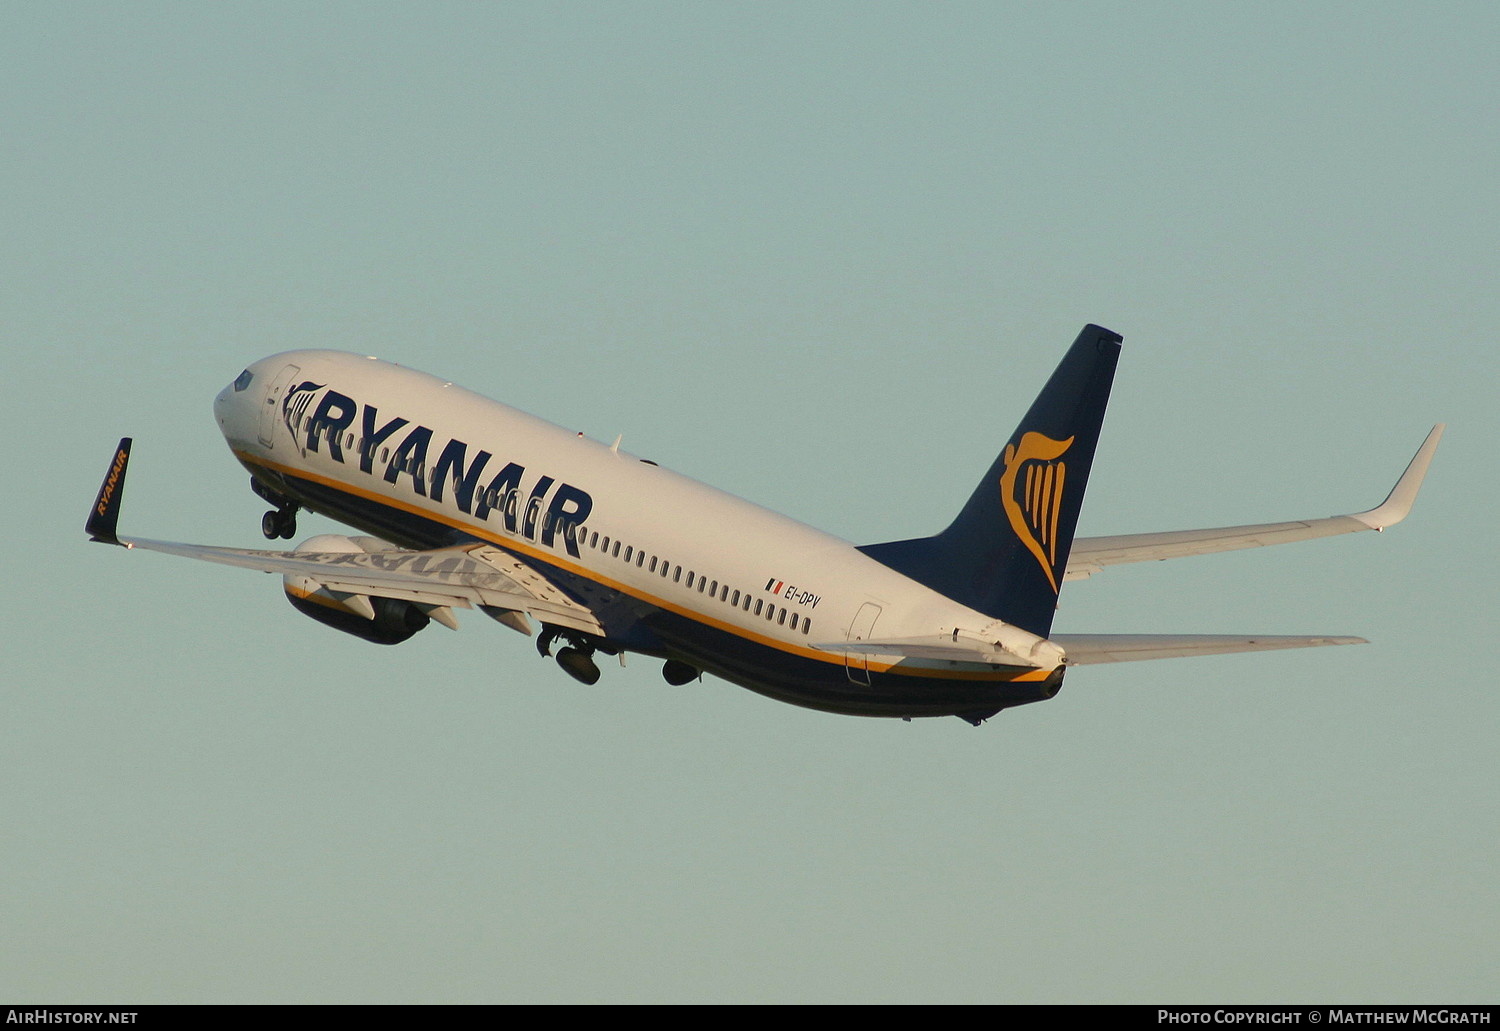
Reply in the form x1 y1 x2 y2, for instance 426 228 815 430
3 1 1494 1003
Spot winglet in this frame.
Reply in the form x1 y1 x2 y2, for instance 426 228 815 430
86 438 133 546
1353 424 1444 530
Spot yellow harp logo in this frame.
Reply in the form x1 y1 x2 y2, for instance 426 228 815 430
999 431 1074 593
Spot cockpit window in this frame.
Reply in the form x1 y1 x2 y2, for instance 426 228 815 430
233 369 254 392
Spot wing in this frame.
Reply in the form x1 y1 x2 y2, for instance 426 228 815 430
85 438 603 636
1064 425 1443 581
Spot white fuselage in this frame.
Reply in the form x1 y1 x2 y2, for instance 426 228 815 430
213 350 1056 717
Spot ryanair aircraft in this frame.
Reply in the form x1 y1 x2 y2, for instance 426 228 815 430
87 326 1442 725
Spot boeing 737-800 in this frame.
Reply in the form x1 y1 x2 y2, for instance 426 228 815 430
87 325 1442 725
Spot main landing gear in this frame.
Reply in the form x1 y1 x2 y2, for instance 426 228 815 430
536 626 601 686
555 647 600 686
536 625 703 689
661 659 700 686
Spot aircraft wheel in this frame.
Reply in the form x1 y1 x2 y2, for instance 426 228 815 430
556 647 601 685
662 659 699 686
262 510 297 540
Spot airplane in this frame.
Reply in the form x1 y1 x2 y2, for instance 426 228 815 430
86 325 1443 725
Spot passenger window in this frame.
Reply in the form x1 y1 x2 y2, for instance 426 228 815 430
709 580 718 596
649 556 658 573
790 614 799 631
731 590 740 606
753 600 763 616
624 545 633 562
778 609 787 626
673 566 681 583
686 572 695 589
636 551 645 567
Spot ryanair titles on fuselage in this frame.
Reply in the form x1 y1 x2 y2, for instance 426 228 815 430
281 382 594 558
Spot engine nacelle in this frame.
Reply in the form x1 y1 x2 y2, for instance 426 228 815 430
282 534 431 645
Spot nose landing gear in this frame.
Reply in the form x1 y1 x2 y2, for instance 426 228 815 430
251 477 299 540
261 508 298 540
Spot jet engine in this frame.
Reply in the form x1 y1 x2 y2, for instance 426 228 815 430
282 534 432 645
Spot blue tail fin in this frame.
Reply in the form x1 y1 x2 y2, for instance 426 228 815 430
859 324 1122 637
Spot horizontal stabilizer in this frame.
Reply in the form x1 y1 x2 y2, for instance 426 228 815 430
1053 634 1366 665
